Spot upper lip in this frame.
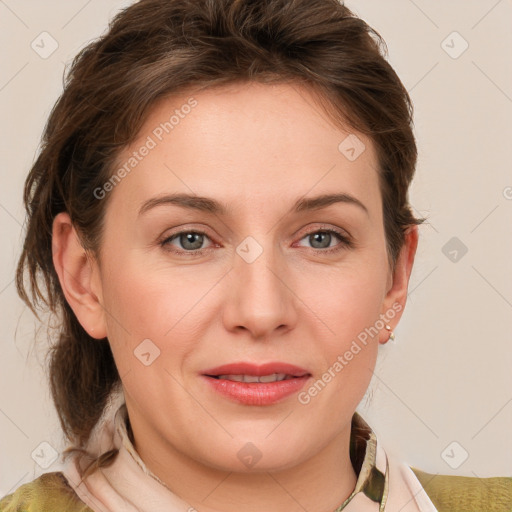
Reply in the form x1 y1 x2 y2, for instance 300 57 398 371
203 362 310 377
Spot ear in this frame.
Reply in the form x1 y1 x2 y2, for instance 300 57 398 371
52 212 107 340
378 225 419 344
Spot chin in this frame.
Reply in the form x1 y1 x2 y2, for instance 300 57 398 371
197 437 311 474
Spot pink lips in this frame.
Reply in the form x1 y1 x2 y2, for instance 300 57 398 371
201 361 311 406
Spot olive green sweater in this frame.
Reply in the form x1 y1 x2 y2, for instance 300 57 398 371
1 469 511 511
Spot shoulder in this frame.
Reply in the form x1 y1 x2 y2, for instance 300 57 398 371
0 472 92 512
410 466 512 512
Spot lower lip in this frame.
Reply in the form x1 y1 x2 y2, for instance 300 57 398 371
201 375 311 405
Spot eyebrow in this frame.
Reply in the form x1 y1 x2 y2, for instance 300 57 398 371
138 192 369 217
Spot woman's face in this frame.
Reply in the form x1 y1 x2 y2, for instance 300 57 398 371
77 81 415 473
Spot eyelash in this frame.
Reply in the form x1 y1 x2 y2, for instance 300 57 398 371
160 225 353 257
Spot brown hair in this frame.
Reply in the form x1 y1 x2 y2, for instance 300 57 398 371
16 0 424 476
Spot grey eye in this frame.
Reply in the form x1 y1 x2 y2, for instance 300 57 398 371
164 231 211 252
176 232 206 250
308 231 334 249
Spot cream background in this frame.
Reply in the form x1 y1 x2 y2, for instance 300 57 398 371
1 0 511 496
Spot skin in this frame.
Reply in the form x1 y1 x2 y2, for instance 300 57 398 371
52 81 418 512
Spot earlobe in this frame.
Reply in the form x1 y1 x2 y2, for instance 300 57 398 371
379 225 419 344
52 212 107 340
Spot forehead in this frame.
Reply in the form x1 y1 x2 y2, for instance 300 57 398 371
107 81 381 221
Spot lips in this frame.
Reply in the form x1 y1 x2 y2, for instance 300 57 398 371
202 361 310 378
201 362 311 405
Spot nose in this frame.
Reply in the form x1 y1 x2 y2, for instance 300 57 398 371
222 241 298 340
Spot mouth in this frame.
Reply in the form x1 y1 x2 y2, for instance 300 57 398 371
206 373 305 383
201 362 311 405
202 361 310 380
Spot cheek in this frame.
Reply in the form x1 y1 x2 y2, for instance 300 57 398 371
310 257 388 334
307 278 383 413
335 274 385 335
98 254 217 364
306 255 388 380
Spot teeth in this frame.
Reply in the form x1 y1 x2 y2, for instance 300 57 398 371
217 373 291 383
258 373 284 383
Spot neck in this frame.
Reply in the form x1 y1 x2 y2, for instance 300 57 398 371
130 417 358 512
